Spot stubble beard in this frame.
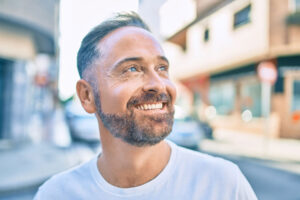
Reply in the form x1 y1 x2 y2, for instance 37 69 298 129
94 91 174 147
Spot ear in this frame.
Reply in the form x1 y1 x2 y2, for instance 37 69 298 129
76 79 96 114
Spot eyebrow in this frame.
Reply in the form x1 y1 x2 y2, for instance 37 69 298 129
111 56 169 70
112 57 143 70
158 56 169 65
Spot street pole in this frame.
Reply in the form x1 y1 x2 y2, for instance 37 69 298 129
257 61 277 157
262 82 272 156
262 82 271 156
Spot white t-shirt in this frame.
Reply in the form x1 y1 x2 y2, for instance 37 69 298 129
34 141 257 200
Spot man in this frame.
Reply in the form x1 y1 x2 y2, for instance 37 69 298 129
34 12 257 200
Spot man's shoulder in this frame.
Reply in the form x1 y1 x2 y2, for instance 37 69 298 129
172 144 243 191
173 144 239 176
46 157 93 183
170 144 257 199
34 157 96 199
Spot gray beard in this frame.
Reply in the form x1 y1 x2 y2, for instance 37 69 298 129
94 91 174 147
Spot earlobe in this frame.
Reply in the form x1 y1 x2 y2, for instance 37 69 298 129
76 80 96 114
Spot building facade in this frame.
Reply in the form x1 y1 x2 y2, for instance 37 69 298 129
0 0 59 143
166 0 300 138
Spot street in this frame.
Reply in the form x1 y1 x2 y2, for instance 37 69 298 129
0 188 37 200
1 145 300 200
217 154 300 200
241 161 300 200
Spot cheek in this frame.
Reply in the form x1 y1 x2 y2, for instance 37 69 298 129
99 82 138 113
166 80 177 103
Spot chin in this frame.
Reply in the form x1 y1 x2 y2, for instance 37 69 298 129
152 127 172 137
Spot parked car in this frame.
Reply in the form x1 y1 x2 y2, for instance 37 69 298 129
167 118 205 150
65 99 100 143
198 121 214 140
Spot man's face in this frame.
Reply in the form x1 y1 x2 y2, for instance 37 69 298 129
93 26 176 146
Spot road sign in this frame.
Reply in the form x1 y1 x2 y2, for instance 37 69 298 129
257 61 278 85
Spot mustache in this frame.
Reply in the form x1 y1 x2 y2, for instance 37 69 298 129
127 93 171 107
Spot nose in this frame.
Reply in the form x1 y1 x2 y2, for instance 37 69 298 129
142 71 166 93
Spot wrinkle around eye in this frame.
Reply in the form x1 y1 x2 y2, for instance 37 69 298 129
157 66 169 78
159 66 167 71
119 67 143 80
156 63 169 71
127 66 138 72
122 65 141 74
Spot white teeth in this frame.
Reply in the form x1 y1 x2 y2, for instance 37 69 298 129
137 103 163 110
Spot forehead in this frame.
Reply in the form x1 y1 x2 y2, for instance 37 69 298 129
97 26 165 64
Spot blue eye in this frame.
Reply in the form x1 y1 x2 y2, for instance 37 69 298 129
158 65 167 71
128 66 137 72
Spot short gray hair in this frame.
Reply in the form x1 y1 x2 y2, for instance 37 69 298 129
76 12 150 79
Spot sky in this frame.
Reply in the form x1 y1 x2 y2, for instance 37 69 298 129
58 0 139 100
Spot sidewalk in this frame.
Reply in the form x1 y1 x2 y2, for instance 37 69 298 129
200 128 300 174
0 141 97 195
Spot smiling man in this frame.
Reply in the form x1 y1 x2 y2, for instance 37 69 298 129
34 12 257 200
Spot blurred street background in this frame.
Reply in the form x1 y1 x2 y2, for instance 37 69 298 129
0 0 300 199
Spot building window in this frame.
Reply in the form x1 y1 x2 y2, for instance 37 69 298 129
291 79 300 111
233 4 252 28
0 59 13 139
240 80 262 117
209 82 236 115
295 0 300 11
204 28 209 42
286 0 300 24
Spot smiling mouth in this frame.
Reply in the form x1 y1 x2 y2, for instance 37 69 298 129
135 102 166 110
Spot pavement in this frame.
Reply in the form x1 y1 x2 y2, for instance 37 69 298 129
0 128 300 195
200 128 300 174
0 140 98 195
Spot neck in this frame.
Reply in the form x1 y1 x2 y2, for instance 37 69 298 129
97 127 171 188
